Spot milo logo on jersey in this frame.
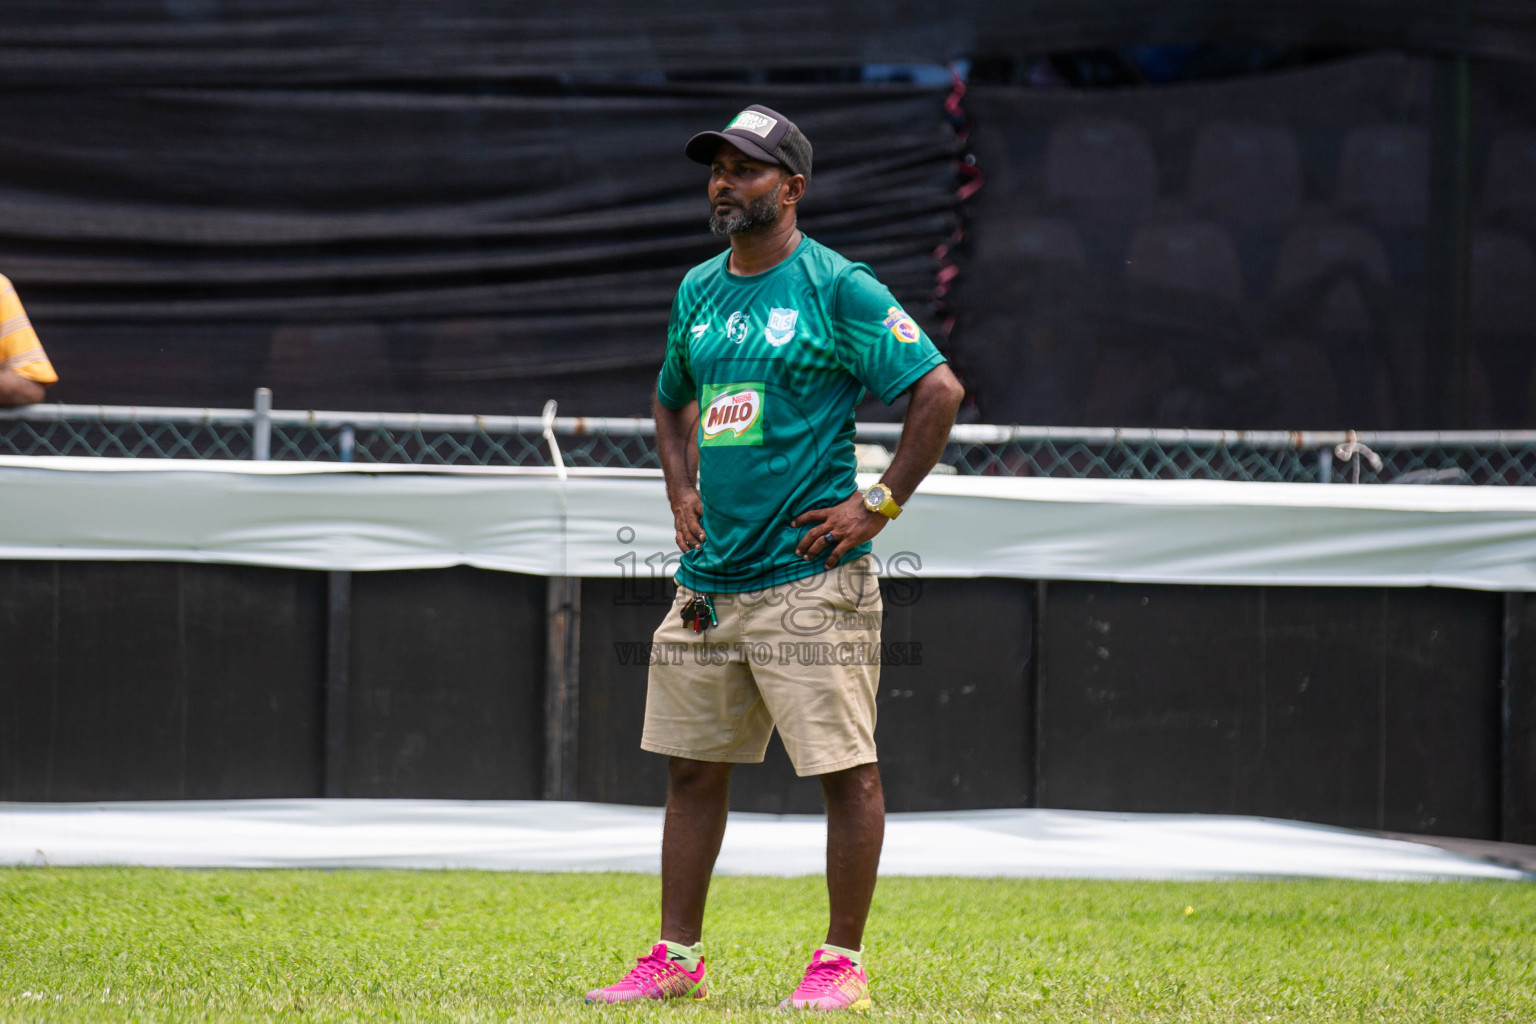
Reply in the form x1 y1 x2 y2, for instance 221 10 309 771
700 382 765 446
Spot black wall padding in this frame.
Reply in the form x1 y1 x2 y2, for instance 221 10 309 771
1 86 958 414
0 561 1522 840
343 567 547 799
1505 594 1536 845
0 561 327 801
4 2 1536 85
577 577 1034 814
1038 582 1503 838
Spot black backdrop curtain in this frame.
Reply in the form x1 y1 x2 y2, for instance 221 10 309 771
5 5 1536 423
1 85 960 413
5 1 1536 85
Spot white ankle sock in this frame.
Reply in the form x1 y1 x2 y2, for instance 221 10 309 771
660 939 704 972
819 942 863 966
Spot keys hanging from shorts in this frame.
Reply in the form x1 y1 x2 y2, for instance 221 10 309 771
680 592 718 633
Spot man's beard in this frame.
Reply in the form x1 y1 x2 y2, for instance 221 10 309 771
708 184 782 238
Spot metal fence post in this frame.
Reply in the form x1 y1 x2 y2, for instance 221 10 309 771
324 570 352 798
252 388 272 461
544 577 581 801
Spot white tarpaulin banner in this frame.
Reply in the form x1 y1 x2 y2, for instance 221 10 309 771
1 799 1526 881
5 456 1536 590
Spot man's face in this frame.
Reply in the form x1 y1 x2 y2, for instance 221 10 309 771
707 143 786 238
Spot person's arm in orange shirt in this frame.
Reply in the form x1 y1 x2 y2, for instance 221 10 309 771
0 275 57 406
0 371 46 406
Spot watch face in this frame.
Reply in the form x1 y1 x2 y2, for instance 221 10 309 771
863 485 884 510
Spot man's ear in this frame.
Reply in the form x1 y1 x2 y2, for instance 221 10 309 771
781 172 806 206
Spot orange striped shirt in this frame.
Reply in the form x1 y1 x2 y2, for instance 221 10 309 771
1 273 58 385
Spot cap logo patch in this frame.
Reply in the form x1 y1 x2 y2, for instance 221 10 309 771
728 110 778 139
882 306 922 343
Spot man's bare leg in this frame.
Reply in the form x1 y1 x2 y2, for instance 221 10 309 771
820 762 885 950
659 757 734 945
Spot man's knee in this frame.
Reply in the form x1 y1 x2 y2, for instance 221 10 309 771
820 762 882 806
667 756 733 797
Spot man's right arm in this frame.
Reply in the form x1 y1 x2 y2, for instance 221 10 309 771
0 372 46 407
654 391 705 553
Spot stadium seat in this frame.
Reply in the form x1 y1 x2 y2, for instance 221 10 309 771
1257 336 1342 426
1006 216 1089 269
1188 120 1303 226
1044 117 1159 220
1333 125 1430 227
1270 222 1401 425
1462 349 1496 428
1273 222 1392 334
1084 344 1179 426
1469 230 1536 424
1273 223 1392 291
1469 230 1536 337
1125 220 1243 301
1275 223 1391 307
1481 130 1536 226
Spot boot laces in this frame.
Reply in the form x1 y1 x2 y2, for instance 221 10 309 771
801 955 854 994
622 949 678 986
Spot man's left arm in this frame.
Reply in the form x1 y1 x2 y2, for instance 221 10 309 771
792 362 964 568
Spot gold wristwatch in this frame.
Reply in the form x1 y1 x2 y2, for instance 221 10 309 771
862 481 902 519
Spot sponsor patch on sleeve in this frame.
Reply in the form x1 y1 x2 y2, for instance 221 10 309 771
699 382 764 446
881 306 922 343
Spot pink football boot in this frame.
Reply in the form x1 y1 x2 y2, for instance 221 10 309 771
779 948 870 1011
584 943 708 1004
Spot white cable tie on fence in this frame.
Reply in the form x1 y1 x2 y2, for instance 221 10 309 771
541 399 566 482
541 399 572 580
1335 430 1384 484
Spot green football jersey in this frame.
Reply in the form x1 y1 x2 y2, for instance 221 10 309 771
656 235 946 593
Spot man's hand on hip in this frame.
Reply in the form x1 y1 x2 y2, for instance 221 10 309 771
792 493 885 569
788 364 964 569
671 487 707 553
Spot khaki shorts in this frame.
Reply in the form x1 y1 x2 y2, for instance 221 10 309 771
641 556 884 776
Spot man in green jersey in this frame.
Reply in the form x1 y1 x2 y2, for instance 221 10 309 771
586 105 964 1011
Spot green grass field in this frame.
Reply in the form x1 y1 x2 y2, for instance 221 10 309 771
2 868 1533 1022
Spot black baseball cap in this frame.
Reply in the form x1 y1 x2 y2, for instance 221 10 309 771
685 104 813 182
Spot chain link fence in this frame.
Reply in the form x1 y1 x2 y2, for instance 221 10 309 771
4 392 1536 484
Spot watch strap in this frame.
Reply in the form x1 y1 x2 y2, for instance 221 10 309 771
870 483 902 519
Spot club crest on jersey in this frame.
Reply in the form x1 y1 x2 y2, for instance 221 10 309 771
882 306 922 343
764 307 798 347
700 382 764 446
725 310 750 344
